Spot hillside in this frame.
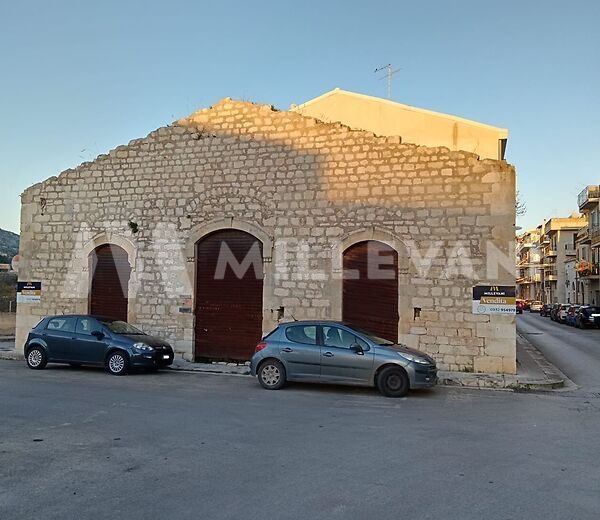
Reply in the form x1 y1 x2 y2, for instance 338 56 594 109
0 228 19 263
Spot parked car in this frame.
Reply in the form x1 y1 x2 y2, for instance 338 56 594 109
565 305 581 326
575 306 600 329
24 315 174 375
550 303 564 321
250 321 437 398
516 300 524 314
523 300 532 310
540 304 552 317
557 304 570 323
529 301 543 313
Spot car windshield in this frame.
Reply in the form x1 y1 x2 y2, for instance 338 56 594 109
100 320 145 335
584 306 600 313
347 326 395 345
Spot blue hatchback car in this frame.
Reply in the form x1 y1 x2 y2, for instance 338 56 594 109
24 315 174 375
250 320 437 397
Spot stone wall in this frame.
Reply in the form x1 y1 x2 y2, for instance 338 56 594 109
17 98 516 373
0 312 16 336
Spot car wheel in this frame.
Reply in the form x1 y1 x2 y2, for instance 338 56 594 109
106 351 129 376
377 366 410 398
257 359 286 390
26 346 47 370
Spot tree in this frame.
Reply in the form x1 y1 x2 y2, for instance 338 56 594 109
516 190 526 217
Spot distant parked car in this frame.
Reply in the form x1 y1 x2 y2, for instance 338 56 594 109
523 300 532 310
516 300 524 314
565 305 581 326
24 315 174 375
557 304 570 323
529 301 543 313
550 303 563 321
250 321 437 398
575 306 600 329
540 304 552 317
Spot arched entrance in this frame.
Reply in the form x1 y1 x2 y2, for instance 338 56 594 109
342 240 399 342
195 229 264 361
89 244 131 321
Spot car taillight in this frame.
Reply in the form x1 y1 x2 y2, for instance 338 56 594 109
255 341 267 353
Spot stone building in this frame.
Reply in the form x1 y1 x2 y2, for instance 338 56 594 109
16 95 516 374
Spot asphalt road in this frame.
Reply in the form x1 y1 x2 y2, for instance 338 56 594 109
517 312 600 393
1 361 600 520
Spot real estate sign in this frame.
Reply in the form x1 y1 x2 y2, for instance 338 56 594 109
17 281 41 304
472 285 515 315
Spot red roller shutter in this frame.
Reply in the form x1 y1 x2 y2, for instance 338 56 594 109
195 230 264 361
343 241 399 342
89 244 131 321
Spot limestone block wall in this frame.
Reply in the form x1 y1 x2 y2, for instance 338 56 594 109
17 98 516 373
0 312 16 336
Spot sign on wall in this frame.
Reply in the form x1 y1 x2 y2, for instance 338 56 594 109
17 281 41 304
472 285 515 315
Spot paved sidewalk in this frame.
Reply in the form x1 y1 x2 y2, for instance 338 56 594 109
439 333 570 390
1 332 569 391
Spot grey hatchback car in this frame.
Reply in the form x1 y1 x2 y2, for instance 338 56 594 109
250 321 437 397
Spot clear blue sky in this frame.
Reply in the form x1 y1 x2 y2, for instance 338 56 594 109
1 0 599 234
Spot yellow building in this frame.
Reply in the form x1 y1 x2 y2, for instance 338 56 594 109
291 88 509 160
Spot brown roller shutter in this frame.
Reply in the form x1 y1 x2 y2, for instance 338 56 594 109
342 241 399 342
195 230 264 361
89 244 131 321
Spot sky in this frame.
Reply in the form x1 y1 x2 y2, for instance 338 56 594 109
0 0 599 234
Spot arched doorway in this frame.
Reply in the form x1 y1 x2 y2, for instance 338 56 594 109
89 244 131 321
195 229 264 361
342 240 399 342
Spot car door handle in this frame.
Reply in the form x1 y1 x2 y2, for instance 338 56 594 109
323 352 334 357
281 347 293 353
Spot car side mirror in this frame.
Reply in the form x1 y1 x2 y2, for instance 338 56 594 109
349 343 364 355
91 330 104 339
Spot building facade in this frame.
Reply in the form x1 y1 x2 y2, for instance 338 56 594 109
292 88 509 161
576 186 600 306
17 97 517 374
541 216 584 304
516 227 543 301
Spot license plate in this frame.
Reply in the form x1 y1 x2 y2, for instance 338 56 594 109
163 354 170 359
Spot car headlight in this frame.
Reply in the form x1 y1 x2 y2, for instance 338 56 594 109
132 343 154 353
398 352 430 364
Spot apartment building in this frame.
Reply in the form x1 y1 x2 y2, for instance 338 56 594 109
516 227 543 301
575 186 600 305
541 215 585 303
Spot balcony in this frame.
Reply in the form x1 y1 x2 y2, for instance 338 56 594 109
542 236 551 244
565 246 576 256
577 227 591 244
577 263 600 279
516 274 542 285
545 250 557 257
546 271 558 282
578 185 600 211
592 228 600 247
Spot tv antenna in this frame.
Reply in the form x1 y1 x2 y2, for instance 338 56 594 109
374 64 401 99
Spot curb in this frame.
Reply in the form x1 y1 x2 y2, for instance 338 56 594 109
439 334 567 391
0 337 569 392
0 351 23 361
